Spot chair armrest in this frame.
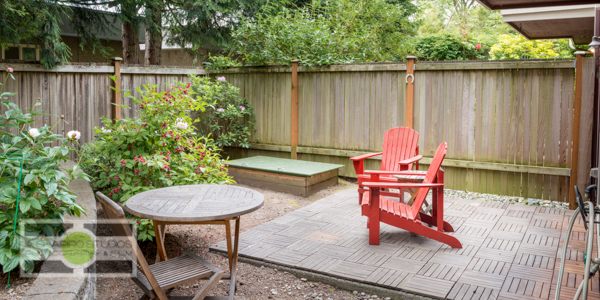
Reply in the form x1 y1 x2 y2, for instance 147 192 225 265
350 152 383 175
362 182 444 188
350 152 383 161
399 155 422 166
364 170 412 175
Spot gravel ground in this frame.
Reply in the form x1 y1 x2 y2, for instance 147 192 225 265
444 189 570 210
96 179 360 300
0 178 570 300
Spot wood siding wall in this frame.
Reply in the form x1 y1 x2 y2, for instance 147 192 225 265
0 59 594 202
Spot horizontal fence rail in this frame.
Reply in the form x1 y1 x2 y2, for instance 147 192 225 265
0 59 593 202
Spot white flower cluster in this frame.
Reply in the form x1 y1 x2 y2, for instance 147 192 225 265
67 130 81 141
175 118 188 130
28 128 40 138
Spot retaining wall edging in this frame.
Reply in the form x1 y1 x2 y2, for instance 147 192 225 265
23 163 96 300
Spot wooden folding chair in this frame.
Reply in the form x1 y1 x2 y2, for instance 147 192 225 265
96 192 224 300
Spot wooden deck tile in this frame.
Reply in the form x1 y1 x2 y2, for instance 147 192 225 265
417 262 464 281
404 275 456 298
209 188 593 300
285 239 327 255
460 269 506 289
366 267 413 288
346 249 392 267
448 282 500 300
467 257 511 275
296 255 341 273
382 256 426 273
265 248 309 266
329 261 378 281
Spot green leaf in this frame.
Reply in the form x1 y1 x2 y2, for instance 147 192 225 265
10 235 20 251
3 257 18 273
23 174 36 185
27 198 41 210
21 248 41 261
19 258 34 273
42 225 54 237
19 201 31 213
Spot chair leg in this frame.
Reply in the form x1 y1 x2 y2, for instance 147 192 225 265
369 188 380 245
358 187 363 205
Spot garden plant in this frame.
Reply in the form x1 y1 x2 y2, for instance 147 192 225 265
82 77 234 241
0 68 88 274
191 75 255 149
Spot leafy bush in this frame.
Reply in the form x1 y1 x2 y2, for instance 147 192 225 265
202 54 242 73
231 0 414 66
82 78 234 241
0 68 88 273
490 35 574 60
415 33 489 61
191 75 255 148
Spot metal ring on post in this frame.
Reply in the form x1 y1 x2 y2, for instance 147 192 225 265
405 74 414 84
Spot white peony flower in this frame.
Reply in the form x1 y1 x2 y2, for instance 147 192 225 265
175 118 188 129
28 128 40 138
67 130 81 141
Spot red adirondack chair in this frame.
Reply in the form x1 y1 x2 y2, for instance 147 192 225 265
361 142 462 248
350 127 421 204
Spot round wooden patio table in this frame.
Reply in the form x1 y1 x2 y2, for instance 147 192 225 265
125 184 264 300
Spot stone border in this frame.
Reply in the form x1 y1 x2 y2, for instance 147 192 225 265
23 163 96 300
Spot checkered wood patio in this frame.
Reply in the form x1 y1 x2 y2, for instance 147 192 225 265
210 187 599 299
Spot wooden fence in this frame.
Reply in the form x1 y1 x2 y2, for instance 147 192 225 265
221 60 595 202
0 59 595 202
0 63 202 144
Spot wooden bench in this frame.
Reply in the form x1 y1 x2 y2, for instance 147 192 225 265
228 156 343 197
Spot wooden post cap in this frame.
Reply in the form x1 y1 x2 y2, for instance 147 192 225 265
291 60 300 63
574 51 588 56
406 56 417 60
111 57 123 61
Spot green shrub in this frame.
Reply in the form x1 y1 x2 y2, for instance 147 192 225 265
83 78 234 241
230 0 414 66
0 68 88 273
490 34 574 60
202 54 242 73
415 33 489 61
191 75 255 148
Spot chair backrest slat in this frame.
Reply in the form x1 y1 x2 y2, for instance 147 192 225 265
380 127 419 172
95 192 168 300
410 142 447 219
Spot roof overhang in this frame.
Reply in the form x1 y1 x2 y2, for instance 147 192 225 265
501 4 595 44
478 0 600 10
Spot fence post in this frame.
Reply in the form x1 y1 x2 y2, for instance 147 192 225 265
570 52 586 209
291 60 299 160
111 57 123 120
405 56 416 128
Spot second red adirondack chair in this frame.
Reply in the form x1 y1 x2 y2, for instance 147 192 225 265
361 142 462 248
350 127 421 204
